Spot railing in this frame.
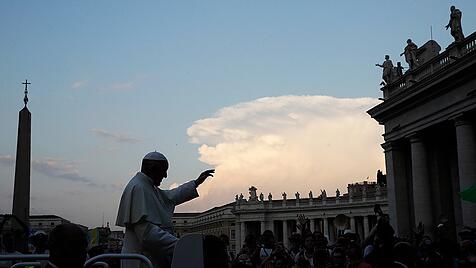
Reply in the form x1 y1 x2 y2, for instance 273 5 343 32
383 32 476 98
0 253 153 268
84 254 153 268
234 190 387 211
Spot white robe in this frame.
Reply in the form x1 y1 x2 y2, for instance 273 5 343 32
116 172 199 268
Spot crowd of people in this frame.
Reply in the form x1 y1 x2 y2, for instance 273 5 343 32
225 215 476 268
1 216 476 268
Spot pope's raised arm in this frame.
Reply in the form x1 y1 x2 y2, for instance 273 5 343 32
116 151 215 268
164 169 214 205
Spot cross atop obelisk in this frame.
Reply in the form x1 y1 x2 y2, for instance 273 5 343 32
22 79 31 107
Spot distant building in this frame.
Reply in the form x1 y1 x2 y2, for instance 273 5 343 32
173 180 387 254
368 31 476 239
30 215 78 233
0 214 87 236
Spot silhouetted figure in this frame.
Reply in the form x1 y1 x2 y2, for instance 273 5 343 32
377 170 387 185
219 234 234 263
393 241 417 268
294 233 315 267
116 151 214 268
0 233 22 268
46 223 88 268
30 231 48 254
376 55 394 85
260 230 275 266
234 234 260 268
446 6 464 42
396 62 404 77
203 235 228 268
401 39 419 70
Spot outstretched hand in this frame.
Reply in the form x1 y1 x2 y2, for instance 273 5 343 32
297 214 308 230
195 169 215 187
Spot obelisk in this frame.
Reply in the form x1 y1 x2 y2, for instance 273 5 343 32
12 80 32 239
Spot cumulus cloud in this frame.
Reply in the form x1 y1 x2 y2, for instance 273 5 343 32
90 128 141 144
181 95 384 211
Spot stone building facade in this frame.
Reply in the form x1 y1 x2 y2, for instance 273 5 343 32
172 181 387 254
368 31 476 239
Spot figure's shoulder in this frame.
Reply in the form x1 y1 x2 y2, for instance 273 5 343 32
123 173 150 191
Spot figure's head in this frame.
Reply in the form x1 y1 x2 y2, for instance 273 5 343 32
450 6 455 12
262 230 275 248
397 62 402 67
48 223 88 268
244 234 257 249
407 39 412 44
141 151 169 186
30 231 48 253
385 55 390 60
303 233 314 251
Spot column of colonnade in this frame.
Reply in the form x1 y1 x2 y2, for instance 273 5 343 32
455 117 476 227
410 134 434 233
382 142 412 237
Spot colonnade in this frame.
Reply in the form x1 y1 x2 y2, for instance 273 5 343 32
235 215 376 250
384 116 476 236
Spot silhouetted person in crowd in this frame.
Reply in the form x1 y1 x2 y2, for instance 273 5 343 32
416 236 441 268
204 235 228 268
329 246 346 268
46 223 88 268
30 231 48 254
363 215 395 268
288 233 302 261
234 234 260 268
260 230 275 264
220 234 235 263
0 233 22 268
295 233 315 267
393 241 417 268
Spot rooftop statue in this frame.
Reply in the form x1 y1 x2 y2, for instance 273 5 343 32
336 188 340 198
320 189 327 199
259 192 264 202
282 192 287 201
446 6 464 42
249 186 258 201
401 39 419 70
239 193 244 201
268 193 273 201
376 55 394 85
309 190 313 199
235 194 239 202
295 192 300 200
396 62 404 77
348 187 354 199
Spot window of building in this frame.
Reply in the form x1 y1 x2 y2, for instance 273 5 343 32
184 220 187 223
230 230 236 239
38 223 42 226
51 222 55 226
173 221 176 223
